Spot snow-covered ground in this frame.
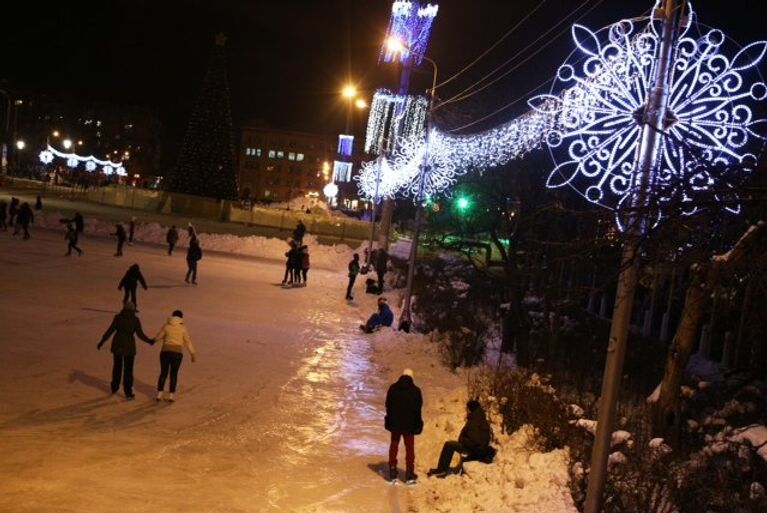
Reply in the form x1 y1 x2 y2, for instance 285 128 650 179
0 224 574 512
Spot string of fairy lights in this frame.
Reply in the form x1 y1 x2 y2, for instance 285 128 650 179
39 145 127 176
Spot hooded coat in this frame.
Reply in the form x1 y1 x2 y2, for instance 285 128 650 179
119 264 147 290
458 405 492 452
99 308 153 355
385 375 423 435
154 316 196 356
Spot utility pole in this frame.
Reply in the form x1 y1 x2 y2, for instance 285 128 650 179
584 1 684 512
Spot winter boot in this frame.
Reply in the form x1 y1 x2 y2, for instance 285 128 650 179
405 471 418 484
168 393 175 402
388 467 398 482
156 391 164 402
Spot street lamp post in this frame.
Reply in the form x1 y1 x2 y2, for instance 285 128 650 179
397 51 438 332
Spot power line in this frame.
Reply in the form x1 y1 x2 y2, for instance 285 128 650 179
434 0 548 90
437 0 604 110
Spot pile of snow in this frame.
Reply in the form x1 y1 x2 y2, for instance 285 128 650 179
34 210 358 271
365 329 576 513
729 425 767 462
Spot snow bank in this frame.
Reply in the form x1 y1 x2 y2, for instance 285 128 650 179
34 210 358 270
366 329 576 513
729 425 767 462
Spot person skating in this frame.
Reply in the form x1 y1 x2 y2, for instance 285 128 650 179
345 253 361 300
128 216 137 245
65 223 83 256
293 220 306 245
385 368 423 483
97 300 155 399
360 297 394 333
282 240 298 285
300 245 310 286
73 212 84 233
427 400 494 478
185 233 202 285
35 195 43 210
166 225 179 256
290 243 303 286
375 248 389 294
8 197 19 226
153 309 196 402
118 264 148 310
13 202 34 239
113 224 127 256
0 200 7 231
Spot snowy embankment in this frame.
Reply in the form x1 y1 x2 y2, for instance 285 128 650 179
34 210 358 270
367 329 576 513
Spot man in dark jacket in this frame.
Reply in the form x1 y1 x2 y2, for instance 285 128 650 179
118 264 148 310
166 225 179 255
97 301 154 399
8 197 19 226
0 200 7 231
73 212 84 233
375 248 389 293
427 400 493 478
185 235 202 284
385 368 423 483
293 220 306 245
113 224 127 256
345 253 360 300
360 297 394 333
13 202 34 239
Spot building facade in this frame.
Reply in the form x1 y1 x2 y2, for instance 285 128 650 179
238 122 338 202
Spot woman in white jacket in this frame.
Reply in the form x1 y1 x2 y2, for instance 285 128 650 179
154 310 196 401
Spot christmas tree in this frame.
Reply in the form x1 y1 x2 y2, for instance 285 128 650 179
168 33 238 200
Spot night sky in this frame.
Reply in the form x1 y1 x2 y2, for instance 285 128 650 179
1 0 763 158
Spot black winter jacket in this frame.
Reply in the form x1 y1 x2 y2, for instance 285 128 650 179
99 309 153 355
385 375 423 435
119 265 147 291
187 237 202 261
458 406 492 452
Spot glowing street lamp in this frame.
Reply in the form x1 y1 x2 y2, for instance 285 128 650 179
51 130 60 138
15 140 25 150
342 84 357 99
62 139 73 150
385 36 407 55
355 98 368 109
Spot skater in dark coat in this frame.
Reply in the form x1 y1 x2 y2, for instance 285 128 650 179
361 297 394 333
118 264 148 309
8 197 19 226
282 240 298 285
185 235 202 284
65 223 83 256
35 195 43 210
0 200 7 231
427 400 494 478
128 217 137 244
73 212 84 233
97 300 154 399
293 220 306 245
300 245 310 285
289 244 303 285
345 253 361 300
375 248 389 293
385 368 423 483
166 226 179 255
113 224 127 256
13 202 34 239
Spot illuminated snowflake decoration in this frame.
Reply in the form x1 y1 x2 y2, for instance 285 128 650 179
39 150 54 164
85 161 97 172
103 166 114 175
67 157 79 168
528 3 767 220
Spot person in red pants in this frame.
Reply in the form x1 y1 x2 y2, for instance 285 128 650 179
385 368 423 483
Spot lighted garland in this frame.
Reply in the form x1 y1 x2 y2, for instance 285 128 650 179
528 2 767 219
364 88 429 155
39 144 128 176
380 1 439 66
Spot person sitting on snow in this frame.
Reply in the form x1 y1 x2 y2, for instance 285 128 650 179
427 399 495 478
360 297 394 333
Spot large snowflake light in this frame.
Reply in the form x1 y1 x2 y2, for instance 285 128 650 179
380 1 439 66
528 3 767 219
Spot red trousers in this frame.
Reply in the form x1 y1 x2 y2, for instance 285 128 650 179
388 432 415 472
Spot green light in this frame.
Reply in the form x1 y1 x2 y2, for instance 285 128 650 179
457 197 470 210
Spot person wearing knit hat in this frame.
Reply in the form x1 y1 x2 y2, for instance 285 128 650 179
153 310 197 402
384 369 423 483
97 301 155 400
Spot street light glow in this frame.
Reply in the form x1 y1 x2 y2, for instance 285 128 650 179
355 98 368 109
385 37 407 54
16 140 25 150
52 130 60 137
342 85 357 98
62 139 73 150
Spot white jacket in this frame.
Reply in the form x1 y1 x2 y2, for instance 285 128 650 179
155 316 196 356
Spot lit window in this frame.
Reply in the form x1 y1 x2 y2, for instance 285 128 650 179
288 152 295 160
245 148 251 156
277 151 284 159
268 150 276 159
256 149 262 157
297 153 304 161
